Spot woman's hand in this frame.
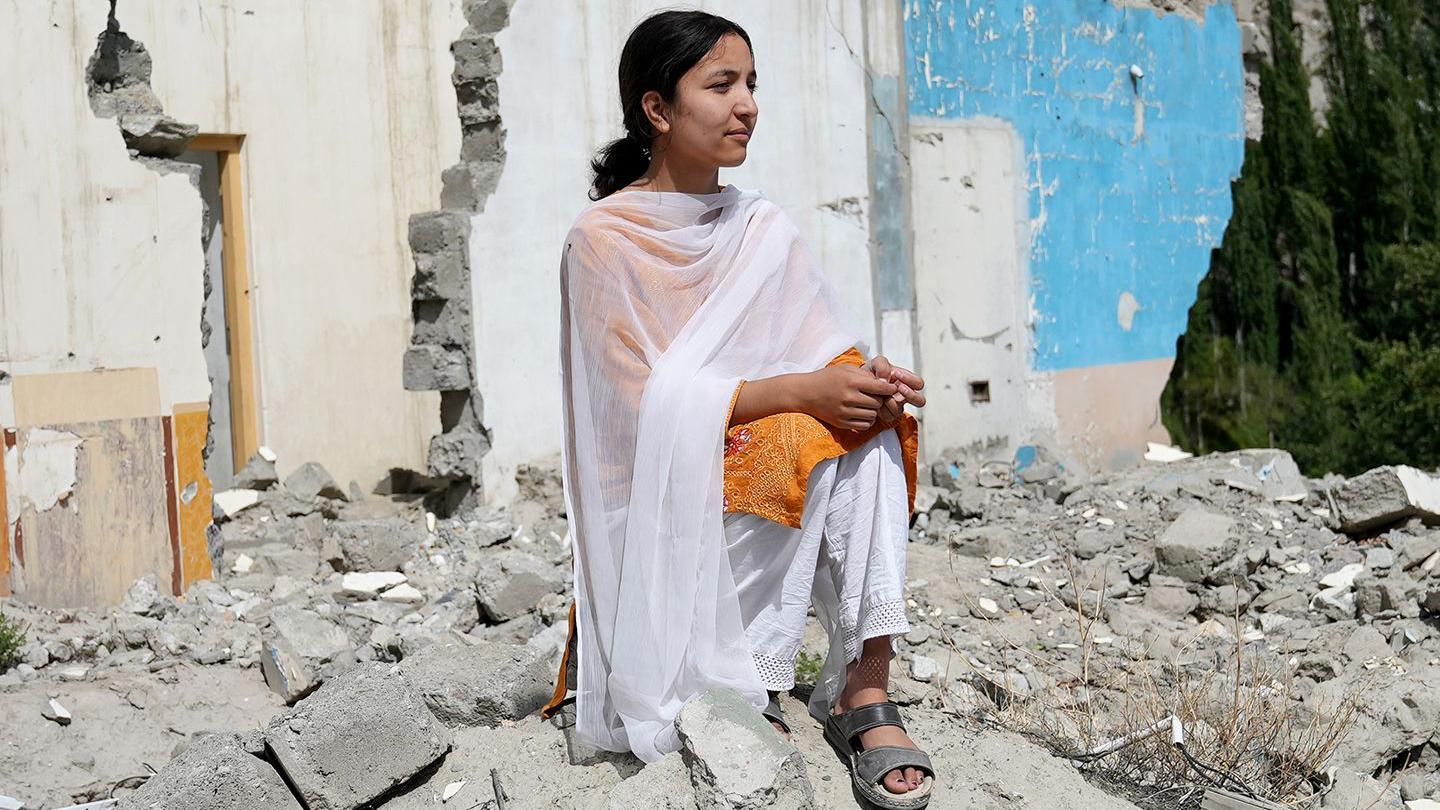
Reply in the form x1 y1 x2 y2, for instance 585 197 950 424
794 365 899 430
863 356 926 426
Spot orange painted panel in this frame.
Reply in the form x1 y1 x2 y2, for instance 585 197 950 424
172 405 215 589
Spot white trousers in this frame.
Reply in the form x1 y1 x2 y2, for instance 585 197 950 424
723 429 911 720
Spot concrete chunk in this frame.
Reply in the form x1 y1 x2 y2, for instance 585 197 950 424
607 752 697 809
264 663 451 810
283 462 348 501
474 549 566 622
117 732 301 810
331 518 422 572
1334 465 1440 534
259 638 318 705
268 606 352 661
397 639 551 727
675 688 815 810
1154 509 1237 583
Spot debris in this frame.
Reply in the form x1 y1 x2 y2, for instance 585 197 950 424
674 689 815 809
442 779 466 802
264 663 452 810
42 698 71 725
1333 465 1440 534
1155 509 1237 582
283 461 349 502
398 639 552 727
116 732 301 809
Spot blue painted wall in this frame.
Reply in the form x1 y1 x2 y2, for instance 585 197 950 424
905 1 1245 371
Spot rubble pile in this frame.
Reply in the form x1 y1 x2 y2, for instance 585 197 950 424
1 445 1438 809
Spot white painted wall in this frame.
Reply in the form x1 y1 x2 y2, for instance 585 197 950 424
133 0 465 488
0 2 207 423
476 0 877 503
909 118 1056 463
1 1 466 490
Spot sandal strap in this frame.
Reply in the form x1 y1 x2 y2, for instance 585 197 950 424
836 701 907 742
854 746 935 786
762 692 790 734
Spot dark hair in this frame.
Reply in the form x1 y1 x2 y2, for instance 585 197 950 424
588 10 753 200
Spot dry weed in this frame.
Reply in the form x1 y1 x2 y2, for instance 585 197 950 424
940 551 1363 807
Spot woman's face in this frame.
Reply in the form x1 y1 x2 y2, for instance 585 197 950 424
649 33 758 169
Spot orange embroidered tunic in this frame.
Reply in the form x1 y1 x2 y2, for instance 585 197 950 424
721 347 920 528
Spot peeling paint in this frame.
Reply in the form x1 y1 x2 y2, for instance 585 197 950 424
16 428 83 512
1116 291 1141 331
906 0 1245 370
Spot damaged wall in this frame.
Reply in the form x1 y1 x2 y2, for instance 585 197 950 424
0 1 465 604
904 0 1247 473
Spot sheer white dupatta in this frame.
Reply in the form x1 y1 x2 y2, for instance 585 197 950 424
559 184 861 762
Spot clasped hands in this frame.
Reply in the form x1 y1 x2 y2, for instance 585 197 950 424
801 355 926 431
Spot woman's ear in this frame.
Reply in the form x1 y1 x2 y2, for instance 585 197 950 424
641 90 671 135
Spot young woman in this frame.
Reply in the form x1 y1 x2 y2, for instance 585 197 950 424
543 10 937 807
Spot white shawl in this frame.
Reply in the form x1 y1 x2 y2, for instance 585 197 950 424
559 183 864 761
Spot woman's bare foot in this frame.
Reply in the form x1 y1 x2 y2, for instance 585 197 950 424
769 718 792 741
833 636 925 794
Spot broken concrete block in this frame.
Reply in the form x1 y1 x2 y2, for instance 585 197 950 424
1334 465 1440 534
675 689 815 810
232 452 279 490
340 571 408 599
397 639 551 727
267 606 352 661
1397 532 1440 570
427 429 490 480
1154 509 1237 583
283 462 347 501
474 549 567 622
264 663 451 810
1321 769 1402 809
117 113 197 158
379 583 425 604
214 489 262 519
403 345 471 391
260 638 318 705
120 575 168 617
331 518 421 572
42 697 72 725
607 751 697 810
1144 575 1200 618
117 732 301 810
408 212 469 301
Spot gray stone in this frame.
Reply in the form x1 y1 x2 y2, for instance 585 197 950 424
474 549 566 622
1397 532 1440 570
283 462 347 501
1199 583 1251 617
675 689 815 810
403 345 471 391
232 453 279 490
1342 626 1391 663
1321 769 1402 809
120 574 168 617
330 518 422 572
264 663 451 810
1334 465 1440 534
947 526 1017 560
607 751 697 809
1143 575 1199 618
1154 509 1237 583
268 606 352 661
1073 528 1111 559
397 639 551 727
408 212 470 301
116 732 301 810
1309 670 1440 773
117 113 197 158
260 638 318 705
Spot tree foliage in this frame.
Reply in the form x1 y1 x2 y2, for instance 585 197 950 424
1163 0 1440 476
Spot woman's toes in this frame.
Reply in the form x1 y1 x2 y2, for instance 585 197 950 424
885 769 910 794
905 766 922 788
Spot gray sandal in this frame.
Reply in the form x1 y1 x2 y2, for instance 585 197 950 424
823 701 935 809
762 690 791 736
